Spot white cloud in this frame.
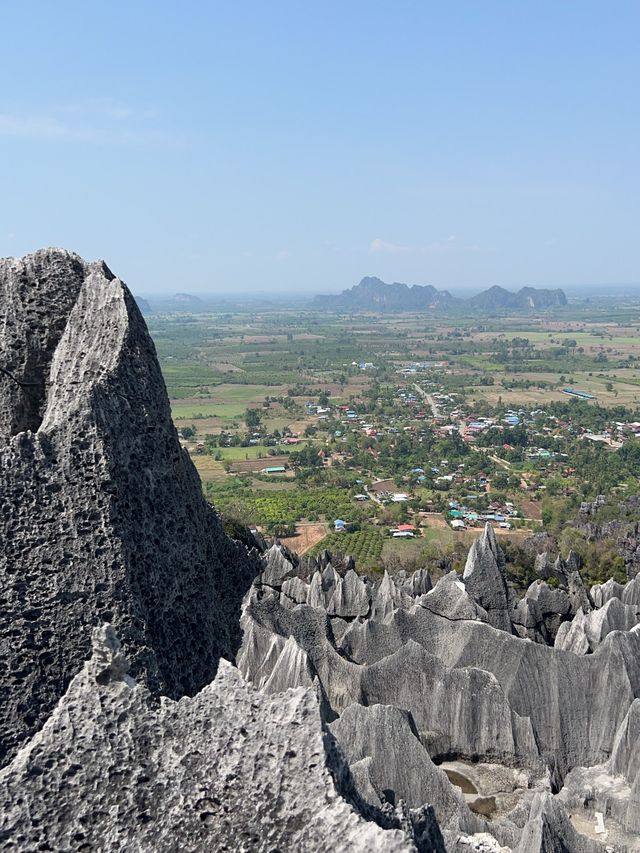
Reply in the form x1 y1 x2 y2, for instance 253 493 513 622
425 235 458 252
275 249 291 260
0 113 84 140
369 238 411 254
0 103 181 146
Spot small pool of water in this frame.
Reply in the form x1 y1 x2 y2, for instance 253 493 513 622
443 768 477 794
442 768 497 818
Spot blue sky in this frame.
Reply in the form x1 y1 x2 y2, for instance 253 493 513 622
1 1 638 295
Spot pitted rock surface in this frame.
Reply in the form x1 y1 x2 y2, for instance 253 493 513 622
462 524 515 632
0 626 413 853
0 249 260 764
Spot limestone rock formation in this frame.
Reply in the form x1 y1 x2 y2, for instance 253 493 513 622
462 524 515 632
514 792 604 853
512 579 572 643
555 597 640 654
418 572 489 622
329 702 481 837
0 626 412 853
4 248 640 851
328 567 372 618
240 535 640 850
559 698 640 845
398 567 433 597
0 249 260 765
592 577 626 607
262 542 299 588
572 494 640 579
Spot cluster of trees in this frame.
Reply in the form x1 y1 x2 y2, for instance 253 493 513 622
310 528 386 570
557 527 627 585
208 485 366 537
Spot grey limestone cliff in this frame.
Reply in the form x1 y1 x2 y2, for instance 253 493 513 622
0 249 261 765
0 625 412 852
462 523 515 632
239 536 640 850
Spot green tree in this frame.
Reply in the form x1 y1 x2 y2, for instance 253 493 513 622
245 408 262 429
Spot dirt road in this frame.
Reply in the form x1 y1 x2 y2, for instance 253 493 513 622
412 383 441 418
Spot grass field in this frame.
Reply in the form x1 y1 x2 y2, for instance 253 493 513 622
469 370 640 407
191 455 226 483
203 442 309 461
171 383 289 420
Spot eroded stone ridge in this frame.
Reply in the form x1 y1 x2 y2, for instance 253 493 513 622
0 626 414 853
239 535 640 850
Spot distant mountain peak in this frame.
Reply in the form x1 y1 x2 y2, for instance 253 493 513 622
314 277 566 313
315 277 455 311
469 285 567 311
134 296 152 314
173 292 202 303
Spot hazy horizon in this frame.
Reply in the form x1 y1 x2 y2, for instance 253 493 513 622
2 2 638 295
136 278 640 301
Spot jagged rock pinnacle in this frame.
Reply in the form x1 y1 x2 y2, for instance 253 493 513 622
0 249 260 764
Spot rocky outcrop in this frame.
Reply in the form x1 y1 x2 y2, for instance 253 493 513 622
240 533 640 850
0 626 412 853
328 568 372 618
4 248 640 852
0 249 260 765
262 542 300 588
462 524 515 632
514 792 603 853
572 495 640 579
398 567 433 597
555 597 640 654
592 574 640 608
329 702 481 837
512 580 572 644
559 699 640 845
418 572 489 622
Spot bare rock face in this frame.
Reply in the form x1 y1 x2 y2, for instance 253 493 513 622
555 598 640 654
329 702 479 839
559 698 640 845
0 249 260 764
0 626 412 853
419 571 490 622
514 792 603 853
241 538 640 850
462 524 515 633
511 580 575 644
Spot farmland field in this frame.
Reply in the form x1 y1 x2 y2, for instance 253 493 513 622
149 298 640 575
171 384 290 420
309 526 387 570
